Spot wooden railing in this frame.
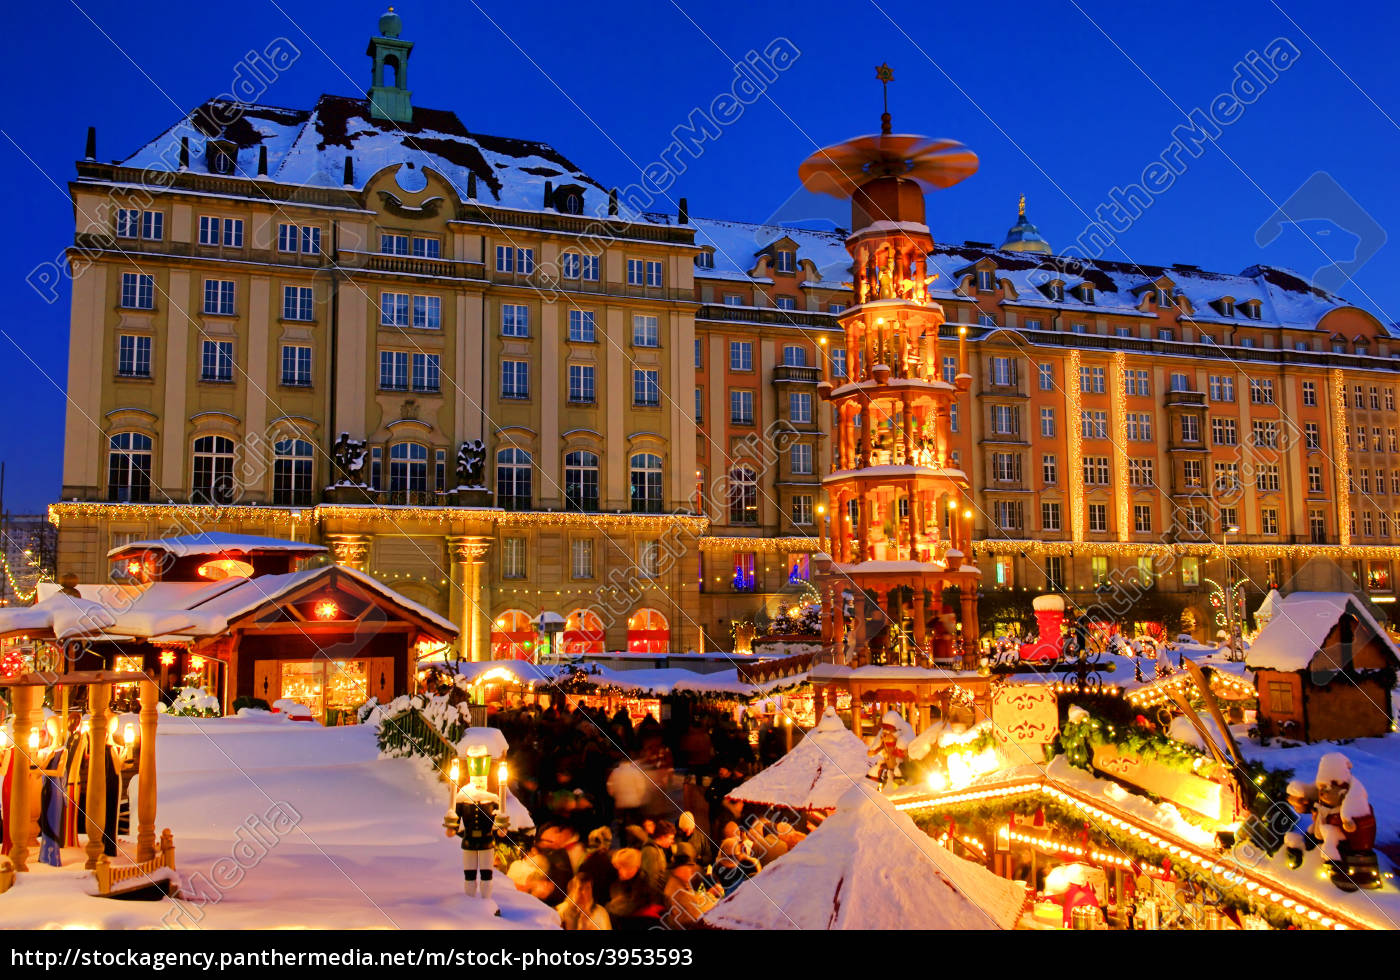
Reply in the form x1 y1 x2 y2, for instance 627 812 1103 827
375 705 464 768
95 828 176 896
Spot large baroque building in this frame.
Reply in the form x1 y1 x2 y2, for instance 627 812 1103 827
52 11 1400 658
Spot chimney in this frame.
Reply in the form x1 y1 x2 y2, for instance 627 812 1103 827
178 136 189 171
343 156 354 187
257 145 268 178
84 126 96 162
543 180 553 210
467 171 477 201
678 197 689 225
608 187 618 217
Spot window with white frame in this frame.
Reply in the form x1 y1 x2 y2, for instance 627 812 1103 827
501 303 529 337
412 295 441 329
1041 501 1061 531
388 442 428 493
782 345 807 367
790 443 813 475
632 314 659 347
280 345 312 386
200 340 234 382
379 291 410 327
776 296 797 310
503 538 526 578
501 360 529 399
202 279 235 315
273 438 314 505
108 432 152 502
1080 411 1108 440
775 250 795 273
581 254 598 281
568 364 595 404
191 435 236 504
646 261 663 287
1087 503 1108 533
630 453 664 513
117 334 151 378
1250 378 1276 404
570 538 594 578
564 451 599 511
1211 417 1237 445
1042 453 1058 485
1209 375 1235 402
1038 362 1053 390
1040 407 1055 438
627 259 645 285
729 341 753 371
792 494 813 526
380 233 409 255
277 223 319 253
1082 456 1110 485
282 285 314 321
568 309 595 343
1128 458 1154 487
497 448 532 510
730 389 754 424
633 369 660 407
789 392 812 424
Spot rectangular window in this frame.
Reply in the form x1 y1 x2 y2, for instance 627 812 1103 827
412 236 440 258
501 360 529 399
1080 411 1108 440
627 259 644 285
991 452 1021 483
790 444 813 475
503 538 526 579
1183 459 1203 488
792 494 813 526
1257 464 1280 492
1041 501 1061 531
571 539 594 579
1262 508 1280 536
832 349 847 378
203 279 235 315
568 364 595 404
1209 375 1235 402
496 245 514 272
198 215 221 246
200 340 234 382
776 296 797 310
412 295 441 329
120 273 154 310
379 350 409 391
1181 415 1201 442
632 314 659 347
730 389 754 424
1128 458 1154 487
942 356 957 384
991 357 1017 386
1250 378 1276 404
568 309 596 343
1083 456 1110 485
561 252 581 279
1040 407 1055 438
775 250 795 273
1134 504 1153 533
990 405 1019 436
501 303 530 337
1305 422 1320 449
646 260 663 287
380 233 409 255
1038 362 1053 390
115 208 140 238
1126 369 1150 397
694 386 703 422
141 210 163 241
1308 465 1323 494
1211 417 1237 446
1214 461 1240 492
282 285 314 321
379 291 410 327
1181 555 1201 586
633 369 660 407
277 223 318 253
1088 503 1108 533
581 254 599 281
281 344 312 386
411 352 440 393
994 500 1023 531
729 341 753 371
1252 420 1279 449
223 218 243 247
789 392 813 424
117 334 151 378
1042 453 1058 485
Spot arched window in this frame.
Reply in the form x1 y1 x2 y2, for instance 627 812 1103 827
564 450 599 512
728 465 757 525
108 432 152 502
389 442 428 492
563 608 605 656
630 452 664 513
273 438 314 506
497 447 532 511
490 609 535 660
192 435 236 504
627 608 670 655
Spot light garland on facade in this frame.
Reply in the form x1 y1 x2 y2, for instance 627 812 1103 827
1125 669 1257 709
1332 368 1352 548
48 501 302 527
698 536 820 553
897 776 1366 930
1111 352 1131 544
974 538 1400 560
1067 350 1085 543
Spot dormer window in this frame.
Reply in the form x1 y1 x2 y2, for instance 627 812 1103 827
977 269 995 291
1079 285 1095 305
1333 338 1347 353
775 250 795 273
1242 300 1261 320
1356 339 1370 356
1220 299 1234 318
1048 282 1064 302
1157 288 1172 307
695 251 714 269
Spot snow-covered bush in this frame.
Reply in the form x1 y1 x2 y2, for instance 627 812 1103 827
168 686 221 718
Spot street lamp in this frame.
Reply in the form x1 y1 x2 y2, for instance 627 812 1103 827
1220 523 1243 661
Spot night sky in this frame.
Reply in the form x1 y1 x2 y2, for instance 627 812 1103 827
3 0 1397 512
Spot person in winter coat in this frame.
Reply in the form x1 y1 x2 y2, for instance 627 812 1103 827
675 811 710 868
606 760 652 828
639 820 675 900
606 848 663 929
660 849 720 929
711 836 761 895
577 826 618 901
558 872 611 931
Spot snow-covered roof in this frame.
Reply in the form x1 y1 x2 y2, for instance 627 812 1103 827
704 780 1027 929
116 95 626 218
690 216 851 288
726 707 871 811
107 532 326 560
1246 591 1394 672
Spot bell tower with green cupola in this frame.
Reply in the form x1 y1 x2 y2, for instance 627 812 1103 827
367 6 414 123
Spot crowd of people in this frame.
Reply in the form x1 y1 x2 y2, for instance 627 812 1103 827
485 699 813 930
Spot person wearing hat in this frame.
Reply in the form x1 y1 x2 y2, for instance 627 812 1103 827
675 811 710 867
661 845 719 929
578 826 618 900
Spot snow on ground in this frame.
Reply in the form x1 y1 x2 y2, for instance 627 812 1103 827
0 715 558 930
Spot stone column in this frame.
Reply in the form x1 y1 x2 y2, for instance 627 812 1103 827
8 685 40 871
84 682 110 870
326 534 370 572
136 678 159 862
450 537 492 662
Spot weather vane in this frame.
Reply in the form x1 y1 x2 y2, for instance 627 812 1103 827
876 63 894 134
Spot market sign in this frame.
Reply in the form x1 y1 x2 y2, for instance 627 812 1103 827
991 684 1058 760
1090 744 1240 825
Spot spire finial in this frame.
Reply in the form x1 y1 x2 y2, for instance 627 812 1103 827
875 63 894 135
1018 192 1025 218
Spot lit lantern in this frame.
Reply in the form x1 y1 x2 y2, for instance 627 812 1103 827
0 650 25 679
314 599 340 621
0 729 8 749
159 650 176 667
27 730 39 751
107 717 118 737
465 744 490 791
190 655 205 671
126 559 142 576
123 723 136 747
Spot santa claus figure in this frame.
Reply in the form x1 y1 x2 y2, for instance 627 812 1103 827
1311 752 1379 891
867 711 909 787
444 782 510 904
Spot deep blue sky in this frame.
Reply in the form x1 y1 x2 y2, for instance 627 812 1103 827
3 0 1398 513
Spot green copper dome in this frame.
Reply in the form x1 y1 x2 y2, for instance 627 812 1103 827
379 7 403 38
1001 195 1052 254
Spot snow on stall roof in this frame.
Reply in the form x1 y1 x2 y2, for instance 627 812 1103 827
726 707 871 811
704 779 1026 930
1246 591 1394 672
0 591 116 638
119 94 629 220
106 531 327 559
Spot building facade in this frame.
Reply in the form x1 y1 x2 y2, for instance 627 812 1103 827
51 12 1400 657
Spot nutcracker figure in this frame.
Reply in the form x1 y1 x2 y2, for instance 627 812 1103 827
444 783 509 902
